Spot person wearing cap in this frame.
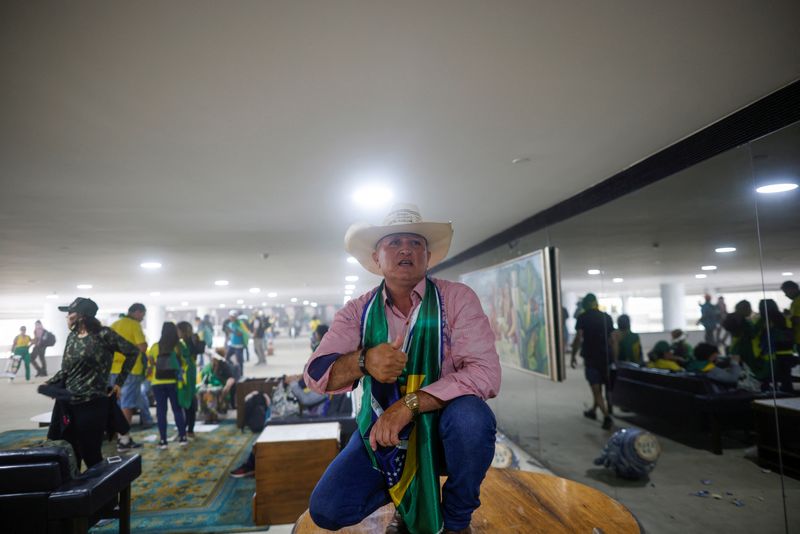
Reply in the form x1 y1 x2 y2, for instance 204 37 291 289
304 204 501 534
686 342 742 387
646 341 684 372
669 329 694 361
45 298 141 468
110 303 154 445
570 293 615 430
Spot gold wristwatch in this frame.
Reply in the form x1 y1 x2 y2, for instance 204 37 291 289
403 392 420 417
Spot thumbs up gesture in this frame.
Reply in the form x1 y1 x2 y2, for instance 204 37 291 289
363 334 407 383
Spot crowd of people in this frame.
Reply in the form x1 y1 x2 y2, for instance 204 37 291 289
571 282 800 428
26 297 293 470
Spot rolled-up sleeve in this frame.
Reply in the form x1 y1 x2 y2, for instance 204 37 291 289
422 282 501 402
303 291 373 394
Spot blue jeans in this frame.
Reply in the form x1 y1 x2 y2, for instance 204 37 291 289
226 346 244 379
139 379 154 424
152 384 187 442
309 395 496 531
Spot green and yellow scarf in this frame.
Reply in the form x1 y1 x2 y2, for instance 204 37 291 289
357 278 443 534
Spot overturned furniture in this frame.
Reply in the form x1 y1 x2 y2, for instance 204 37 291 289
0 447 141 534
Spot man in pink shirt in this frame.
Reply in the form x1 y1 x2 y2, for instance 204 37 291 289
305 204 500 534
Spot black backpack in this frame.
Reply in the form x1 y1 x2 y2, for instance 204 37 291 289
42 331 56 347
244 392 268 433
155 351 178 380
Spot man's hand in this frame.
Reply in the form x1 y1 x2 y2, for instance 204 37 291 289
365 335 407 383
109 384 121 399
369 400 414 451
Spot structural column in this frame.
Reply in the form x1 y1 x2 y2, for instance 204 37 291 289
143 304 165 344
659 283 685 332
43 301 69 358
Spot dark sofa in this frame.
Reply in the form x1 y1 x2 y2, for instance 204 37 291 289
610 362 783 454
0 447 141 534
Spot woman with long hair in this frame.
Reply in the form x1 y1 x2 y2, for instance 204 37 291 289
177 321 202 438
146 322 188 448
44 298 140 469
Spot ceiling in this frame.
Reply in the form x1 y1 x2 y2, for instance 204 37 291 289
1 1 799 315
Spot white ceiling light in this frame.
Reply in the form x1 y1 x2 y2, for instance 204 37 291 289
76 284 92 290
782 272 794 276
695 274 707 279
303 300 309 306
214 280 229 287
310 302 318 308
352 184 394 208
701 265 717 271
612 278 624 283
181 301 189 306
290 297 298 303
347 256 358 264
140 261 162 270
261 301 267 306
149 291 161 296
344 284 356 290
267 292 277 298
587 269 601 275
755 183 798 194
345 289 354 295
45 294 59 299
219 303 226 308
249 287 261 294
345 275 359 282
715 247 736 253
236 299 244 304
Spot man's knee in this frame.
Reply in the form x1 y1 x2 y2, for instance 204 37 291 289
440 395 496 443
309 482 344 530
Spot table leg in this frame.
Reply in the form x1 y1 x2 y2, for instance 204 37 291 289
119 484 131 534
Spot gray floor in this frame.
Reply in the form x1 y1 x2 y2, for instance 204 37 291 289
2 339 797 533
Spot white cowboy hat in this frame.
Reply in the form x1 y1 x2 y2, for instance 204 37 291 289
345 203 453 276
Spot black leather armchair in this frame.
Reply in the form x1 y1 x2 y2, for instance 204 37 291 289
0 447 141 534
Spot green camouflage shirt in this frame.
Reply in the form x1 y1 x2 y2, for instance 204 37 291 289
47 327 139 404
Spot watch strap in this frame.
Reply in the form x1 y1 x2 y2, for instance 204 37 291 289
358 347 369 377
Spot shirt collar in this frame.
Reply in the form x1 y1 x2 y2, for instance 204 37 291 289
382 277 428 306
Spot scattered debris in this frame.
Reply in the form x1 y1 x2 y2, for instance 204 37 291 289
732 499 745 507
761 468 771 473
701 479 712 485
690 490 710 497
725 491 734 496
712 493 722 500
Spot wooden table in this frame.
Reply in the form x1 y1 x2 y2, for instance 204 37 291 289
293 467 641 533
753 397 800 479
253 421 340 525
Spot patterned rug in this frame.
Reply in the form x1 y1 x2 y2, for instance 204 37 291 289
0 421 262 533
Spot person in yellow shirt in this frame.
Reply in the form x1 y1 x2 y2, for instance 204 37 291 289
646 341 684 372
110 303 151 450
147 322 188 449
781 280 800 347
11 326 32 381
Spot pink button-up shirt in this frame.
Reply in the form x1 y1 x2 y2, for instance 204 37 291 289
303 277 501 402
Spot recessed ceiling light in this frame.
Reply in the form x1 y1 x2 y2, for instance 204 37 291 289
214 280 229 286
303 300 309 305
310 302 318 308
715 247 736 253
701 265 717 271
149 291 161 296
782 272 794 276
181 301 188 306
290 297 298 303
249 287 261 294
76 284 92 290
352 185 394 208
695 274 707 279
511 157 531 164
236 299 244 304
267 292 277 298
45 294 59 299
140 261 162 270
756 183 798 194
587 269 601 275
345 290 354 295
345 284 356 290
261 301 267 306
345 275 359 282
612 278 624 283
347 256 358 264
219 303 226 308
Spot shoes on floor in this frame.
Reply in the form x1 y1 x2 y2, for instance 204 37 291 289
158 440 168 450
601 416 613 430
178 436 189 447
117 438 143 452
186 431 196 439
583 409 597 420
229 465 255 478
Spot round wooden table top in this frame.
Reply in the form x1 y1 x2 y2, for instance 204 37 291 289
293 467 641 533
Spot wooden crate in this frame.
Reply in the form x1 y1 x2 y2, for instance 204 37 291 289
253 422 340 525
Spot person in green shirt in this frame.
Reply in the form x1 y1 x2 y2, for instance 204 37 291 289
11 326 32 381
177 321 203 438
611 314 642 364
46 298 139 468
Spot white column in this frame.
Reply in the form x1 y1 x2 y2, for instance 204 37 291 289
660 283 685 331
196 306 209 319
143 304 165 345
43 302 69 357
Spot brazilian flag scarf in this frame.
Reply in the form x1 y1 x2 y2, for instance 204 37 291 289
357 278 443 534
